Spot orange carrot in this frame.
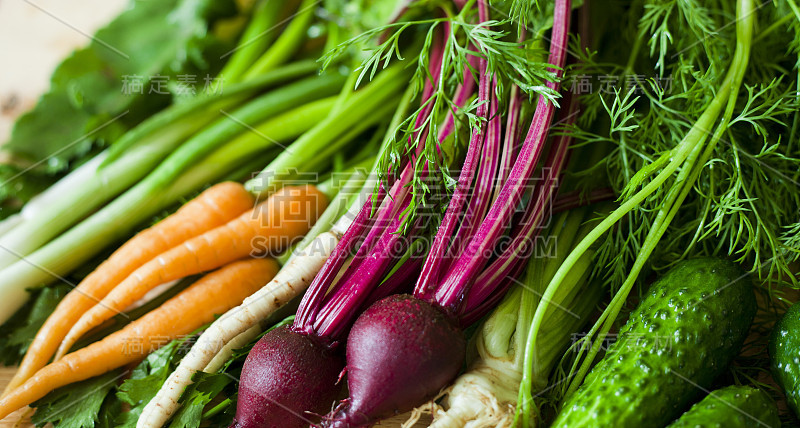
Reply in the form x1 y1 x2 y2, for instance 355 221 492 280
0 257 280 419
55 184 328 359
3 182 254 396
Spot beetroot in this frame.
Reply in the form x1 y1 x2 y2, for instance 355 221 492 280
232 326 344 428
242 0 572 423
323 294 466 427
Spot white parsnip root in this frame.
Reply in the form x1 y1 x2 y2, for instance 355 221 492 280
425 332 520 428
136 231 339 428
203 325 262 373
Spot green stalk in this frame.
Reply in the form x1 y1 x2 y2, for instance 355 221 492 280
194 97 337 166
0 72 341 276
316 155 376 200
130 74 344 191
103 61 319 164
515 208 599 427
518 210 587 371
276 79 417 265
221 148 282 183
301 99 398 176
278 157 376 265
246 63 409 194
202 398 232 420
0 215 21 237
274 83 419 265
0 93 340 324
0 63 318 253
0 0 329 320
244 0 318 80
0 128 185 272
557 0 755 398
219 0 284 82
171 96 340 193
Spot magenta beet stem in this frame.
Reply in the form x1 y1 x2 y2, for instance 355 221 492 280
447 76 502 261
312 189 415 339
293 186 383 333
414 42 491 299
364 247 425 307
459 254 526 326
463 109 573 317
333 164 414 282
294 25 450 337
434 0 572 313
464 92 579 315
494 85 523 200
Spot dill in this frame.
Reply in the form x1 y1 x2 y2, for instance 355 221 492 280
320 0 561 229
522 0 800 399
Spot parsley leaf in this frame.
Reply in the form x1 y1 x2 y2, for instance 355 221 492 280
0 284 69 365
30 370 124 428
1 0 238 209
168 372 232 428
116 334 197 427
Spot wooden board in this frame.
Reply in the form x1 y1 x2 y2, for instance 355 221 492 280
0 0 128 142
0 367 33 427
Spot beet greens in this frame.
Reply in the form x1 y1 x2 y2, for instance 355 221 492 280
232 0 575 425
322 0 575 425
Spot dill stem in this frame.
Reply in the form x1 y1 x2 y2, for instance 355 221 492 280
530 0 755 399
786 0 800 162
623 36 644 77
568 75 749 395
564 139 706 398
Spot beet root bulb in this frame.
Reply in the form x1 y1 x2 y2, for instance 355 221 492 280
232 325 344 428
323 294 466 427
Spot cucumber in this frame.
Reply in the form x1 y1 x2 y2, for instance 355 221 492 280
552 258 757 427
770 300 800 418
666 385 780 427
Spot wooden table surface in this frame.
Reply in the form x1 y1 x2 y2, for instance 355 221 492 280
0 367 33 427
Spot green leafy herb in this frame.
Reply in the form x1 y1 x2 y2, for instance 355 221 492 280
167 372 232 428
1 0 239 208
320 0 561 231
533 0 800 400
115 334 199 427
568 0 800 292
31 370 124 428
0 284 69 365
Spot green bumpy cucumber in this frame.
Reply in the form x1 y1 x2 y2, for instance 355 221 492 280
770 300 800 418
667 385 780 427
552 258 757 427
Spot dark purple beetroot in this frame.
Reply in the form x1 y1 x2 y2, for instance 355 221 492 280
323 294 466 427
232 325 344 428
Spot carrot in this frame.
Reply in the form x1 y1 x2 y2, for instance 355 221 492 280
0 257 280 419
2 182 254 396
55 185 328 359
137 231 340 428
